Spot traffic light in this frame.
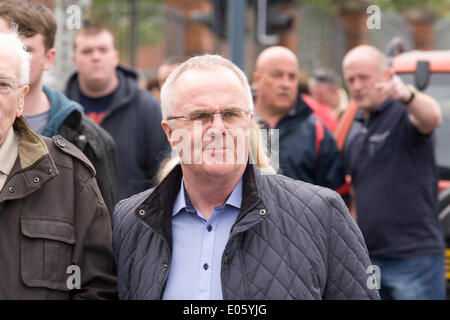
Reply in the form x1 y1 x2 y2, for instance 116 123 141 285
189 0 227 39
255 0 294 46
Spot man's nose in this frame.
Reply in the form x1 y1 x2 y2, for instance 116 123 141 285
210 113 226 130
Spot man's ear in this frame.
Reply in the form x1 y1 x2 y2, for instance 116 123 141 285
114 49 120 67
16 85 29 118
44 48 57 72
383 67 394 81
252 71 260 88
161 120 173 146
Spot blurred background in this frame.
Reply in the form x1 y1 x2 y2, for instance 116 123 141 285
39 0 450 89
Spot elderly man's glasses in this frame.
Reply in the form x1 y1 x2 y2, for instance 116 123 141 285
0 80 22 96
167 108 252 125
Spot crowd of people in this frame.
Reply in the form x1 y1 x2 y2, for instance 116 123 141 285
0 0 446 300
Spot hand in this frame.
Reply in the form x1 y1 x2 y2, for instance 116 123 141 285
374 74 411 103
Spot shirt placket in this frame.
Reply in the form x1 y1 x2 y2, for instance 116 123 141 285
197 209 219 300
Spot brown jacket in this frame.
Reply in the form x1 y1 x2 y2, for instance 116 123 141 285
0 117 117 299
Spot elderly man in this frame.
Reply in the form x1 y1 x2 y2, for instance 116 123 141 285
342 45 446 300
112 54 379 300
0 31 116 299
252 46 347 195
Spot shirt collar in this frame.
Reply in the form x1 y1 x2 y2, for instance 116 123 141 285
0 127 19 175
172 177 243 217
355 98 394 122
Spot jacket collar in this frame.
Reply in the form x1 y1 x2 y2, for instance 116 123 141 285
355 98 393 123
136 163 266 247
0 117 58 203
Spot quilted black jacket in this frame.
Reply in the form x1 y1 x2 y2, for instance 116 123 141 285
112 164 379 300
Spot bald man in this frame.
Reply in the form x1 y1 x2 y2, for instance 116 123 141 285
252 46 347 195
342 45 446 300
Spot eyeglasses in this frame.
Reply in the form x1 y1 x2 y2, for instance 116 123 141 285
167 108 252 125
0 80 22 96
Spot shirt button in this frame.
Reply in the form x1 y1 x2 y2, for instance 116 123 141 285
207 225 212 232
203 263 209 270
259 209 266 216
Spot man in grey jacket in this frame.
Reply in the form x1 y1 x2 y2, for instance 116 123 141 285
112 54 379 300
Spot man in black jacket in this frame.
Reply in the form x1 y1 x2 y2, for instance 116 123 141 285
0 0 118 214
252 46 347 196
112 54 379 300
65 25 171 200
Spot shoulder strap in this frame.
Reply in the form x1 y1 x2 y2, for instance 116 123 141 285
315 118 325 158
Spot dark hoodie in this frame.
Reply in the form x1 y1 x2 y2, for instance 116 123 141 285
42 85 118 214
65 65 171 200
257 94 346 191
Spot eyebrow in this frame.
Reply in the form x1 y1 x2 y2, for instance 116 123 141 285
0 74 15 81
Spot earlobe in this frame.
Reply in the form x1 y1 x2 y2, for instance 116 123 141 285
44 48 57 71
161 121 173 145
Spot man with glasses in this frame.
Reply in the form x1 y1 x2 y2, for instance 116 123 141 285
0 31 116 299
112 54 379 300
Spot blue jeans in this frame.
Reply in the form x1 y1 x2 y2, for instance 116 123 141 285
371 255 446 300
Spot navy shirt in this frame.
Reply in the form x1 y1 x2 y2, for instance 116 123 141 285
344 98 445 259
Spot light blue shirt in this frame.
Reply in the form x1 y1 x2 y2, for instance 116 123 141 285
162 177 242 300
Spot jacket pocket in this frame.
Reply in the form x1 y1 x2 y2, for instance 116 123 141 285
20 216 75 291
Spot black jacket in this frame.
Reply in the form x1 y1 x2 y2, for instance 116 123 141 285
112 164 379 300
258 95 346 191
42 85 118 214
65 65 171 200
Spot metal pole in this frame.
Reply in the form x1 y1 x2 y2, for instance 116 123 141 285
129 0 138 67
228 0 246 71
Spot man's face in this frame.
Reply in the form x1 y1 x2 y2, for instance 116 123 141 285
310 82 337 108
343 57 387 111
253 55 299 113
158 63 179 89
0 18 55 90
0 49 27 146
72 31 119 87
162 67 252 179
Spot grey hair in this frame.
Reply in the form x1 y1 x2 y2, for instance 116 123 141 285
0 30 31 86
160 54 254 120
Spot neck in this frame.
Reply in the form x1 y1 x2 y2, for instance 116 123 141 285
254 101 286 129
78 74 119 98
181 166 245 220
23 81 51 116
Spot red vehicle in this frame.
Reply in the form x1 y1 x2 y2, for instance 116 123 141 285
335 41 450 295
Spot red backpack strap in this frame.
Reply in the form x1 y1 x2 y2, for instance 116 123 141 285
315 118 324 158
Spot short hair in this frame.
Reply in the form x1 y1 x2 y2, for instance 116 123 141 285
0 0 57 51
0 31 31 86
73 24 116 50
160 54 253 120
311 68 340 88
